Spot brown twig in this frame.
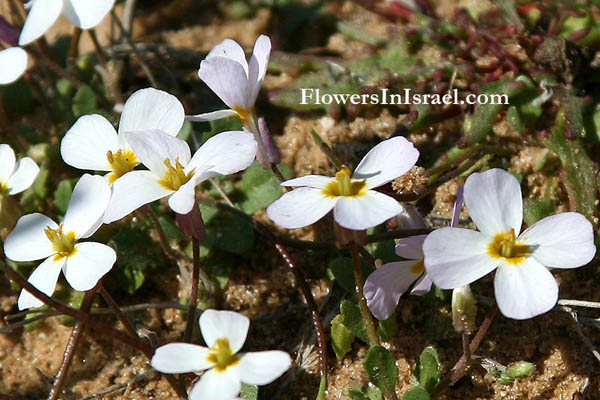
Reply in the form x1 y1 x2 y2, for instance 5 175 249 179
98 285 139 339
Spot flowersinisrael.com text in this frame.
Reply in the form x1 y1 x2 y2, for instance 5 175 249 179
300 88 508 106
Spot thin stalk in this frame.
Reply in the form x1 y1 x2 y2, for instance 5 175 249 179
145 208 185 261
184 237 201 342
99 285 139 339
350 241 379 346
67 27 82 70
431 304 498 399
47 285 99 400
88 29 107 66
3 266 187 399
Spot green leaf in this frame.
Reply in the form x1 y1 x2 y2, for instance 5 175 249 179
178 119 193 141
53 179 74 215
329 257 373 294
238 162 291 214
198 203 220 225
349 386 383 400
365 346 398 397
523 198 556 226
378 312 397 342
72 85 97 117
157 215 185 240
331 314 354 360
202 117 244 141
415 346 442 393
402 386 430 400
240 383 258 400
204 213 254 254
316 376 327 400
340 300 369 344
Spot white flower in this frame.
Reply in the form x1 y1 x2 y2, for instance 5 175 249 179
102 129 257 223
61 88 185 184
0 144 39 196
19 0 115 46
151 309 291 400
266 136 419 230
0 48 28 85
187 35 271 126
423 168 596 320
364 235 432 320
4 174 115 310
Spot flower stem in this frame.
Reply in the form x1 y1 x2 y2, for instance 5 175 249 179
3 266 188 399
99 285 139 340
350 241 380 347
47 284 99 400
184 237 201 342
431 303 498 399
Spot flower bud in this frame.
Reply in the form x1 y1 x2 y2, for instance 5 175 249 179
505 361 536 379
451 284 477 334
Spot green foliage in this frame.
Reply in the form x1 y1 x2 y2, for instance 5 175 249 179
72 86 97 118
348 385 383 400
204 212 254 254
402 386 430 400
378 313 397 342
238 162 292 214
329 257 373 294
316 376 327 400
240 383 258 400
108 225 160 294
331 314 354 360
53 179 74 215
340 300 369 344
201 117 243 142
523 198 556 226
545 107 599 228
414 347 442 393
480 358 536 385
365 346 398 398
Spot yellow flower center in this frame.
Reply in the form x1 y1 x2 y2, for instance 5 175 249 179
488 228 530 265
0 181 9 196
158 158 194 191
323 165 367 197
106 150 138 184
232 106 254 127
410 260 425 274
45 225 77 260
207 338 240 371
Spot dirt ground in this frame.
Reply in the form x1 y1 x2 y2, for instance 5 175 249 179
1 1 599 399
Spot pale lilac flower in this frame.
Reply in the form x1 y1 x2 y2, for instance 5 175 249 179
187 35 271 127
364 235 431 320
102 129 257 222
267 136 419 230
423 168 596 320
61 88 185 184
0 144 39 196
19 0 115 46
4 174 115 310
0 48 28 85
151 309 291 400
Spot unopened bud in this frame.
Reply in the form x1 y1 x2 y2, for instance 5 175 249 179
395 203 426 230
258 117 281 165
505 361 536 379
451 285 477 334
334 222 366 246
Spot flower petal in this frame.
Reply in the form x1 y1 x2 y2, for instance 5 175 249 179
206 39 248 74
17 255 64 310
352 137 419 189
118 88 185 138
62 174 111 237
103 171 172 223
364 260 420 320
62 0 114 29
519 212 596 269
0 144 16 183
451 185 464 228
4 213 57 261
266 187 337 229
234 350 291 385
463 169 522 236
247 35 271 104
18 0 62 45
410 274 432 296
188 130 257 179
151 343 212 374
61 114 120 171
394 234 427 260
186 109 238 122
423 228 498 289
125 129 191 176
63 242 116 291
189 368 241 400
280 175 335 189
7 157 39 195
167 179 197 215
334 191 403 230
0 47 27 84
200 309 249 353
395 203 426 229
494 258 558 320
198 57 250 110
